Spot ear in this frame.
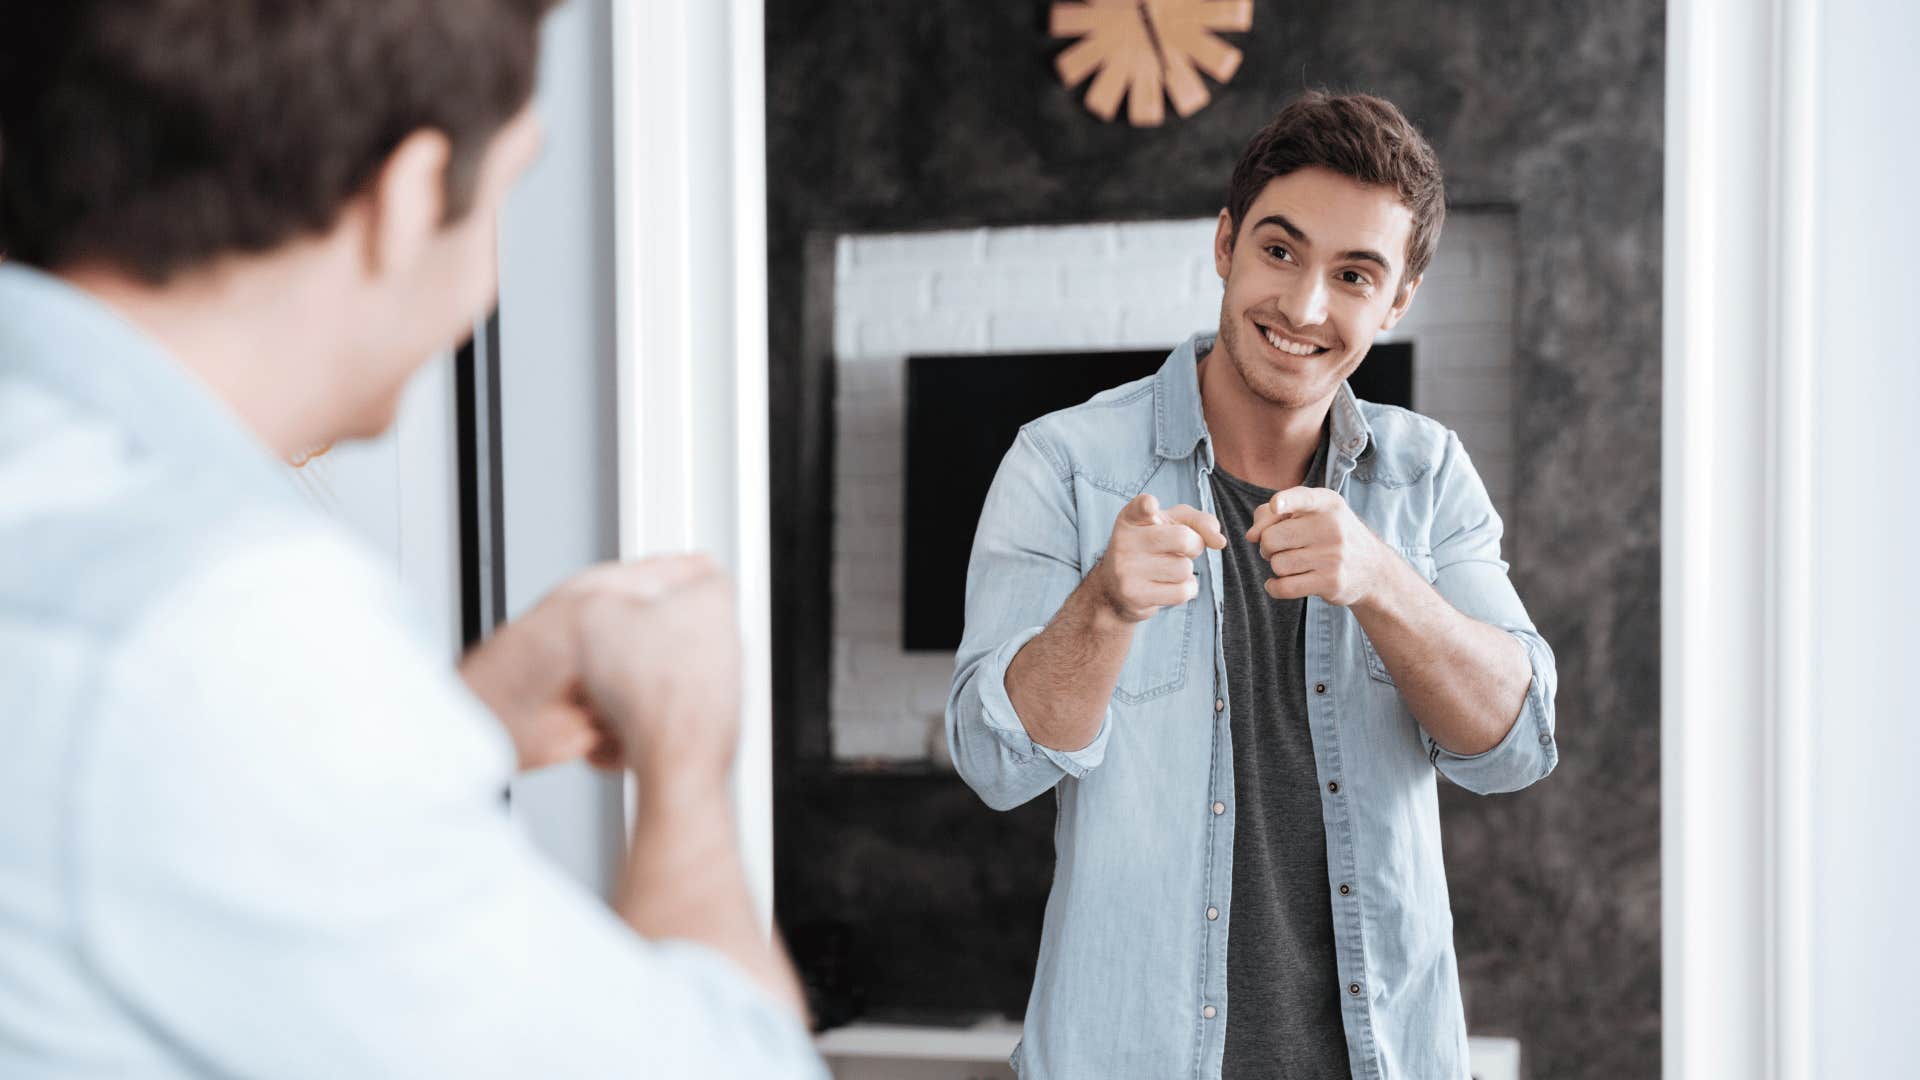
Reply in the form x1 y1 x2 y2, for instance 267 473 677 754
361 129 453 278
1213 209 1235 282
1380 273 1422 331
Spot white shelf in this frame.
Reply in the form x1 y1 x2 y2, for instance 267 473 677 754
816 1018 1021 1063
817 1022 1521 1080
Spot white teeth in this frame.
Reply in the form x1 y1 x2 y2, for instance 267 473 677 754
1262 326 1320 357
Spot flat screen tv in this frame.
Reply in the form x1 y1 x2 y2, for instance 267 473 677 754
900 343 1413 651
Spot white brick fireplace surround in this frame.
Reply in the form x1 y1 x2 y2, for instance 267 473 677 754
832 215 1517 762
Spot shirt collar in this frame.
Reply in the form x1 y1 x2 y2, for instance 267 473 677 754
1153 331 1376 464
0 263 302 505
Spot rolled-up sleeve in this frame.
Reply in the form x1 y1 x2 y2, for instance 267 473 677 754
947 428 1112 811
1420 431 1559 795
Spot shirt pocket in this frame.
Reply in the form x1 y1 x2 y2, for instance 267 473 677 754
1080 482 1197 706
1361 546 1438 686
1114 597 1194 704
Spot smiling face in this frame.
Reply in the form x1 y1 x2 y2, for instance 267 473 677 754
1211 165 1422 411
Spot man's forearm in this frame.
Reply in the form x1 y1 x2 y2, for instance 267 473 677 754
617 782 808 1020
1351 556 1531 756
1002 573 1137 752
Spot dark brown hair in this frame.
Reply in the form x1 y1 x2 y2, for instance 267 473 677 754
1226 91 1446 295
0 0 559 283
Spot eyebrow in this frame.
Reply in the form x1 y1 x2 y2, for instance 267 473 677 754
1251 213 1395 275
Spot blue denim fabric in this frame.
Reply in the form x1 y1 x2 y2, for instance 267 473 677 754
946 333 1558 1079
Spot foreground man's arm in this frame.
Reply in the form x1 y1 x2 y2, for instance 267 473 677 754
84 531 823 1078
466 555 806 1017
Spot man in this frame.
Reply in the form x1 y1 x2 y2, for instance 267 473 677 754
0 3 823 1077
948 92 1558 1079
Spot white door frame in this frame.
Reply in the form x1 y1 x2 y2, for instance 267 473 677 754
609 0 775 921
1662 0 1816 1074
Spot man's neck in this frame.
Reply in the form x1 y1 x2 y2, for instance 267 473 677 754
1197 346 1334 491
60 250 361 461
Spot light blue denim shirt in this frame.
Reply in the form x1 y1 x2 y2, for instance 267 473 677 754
946 333 1558 1080
0 265 825 1079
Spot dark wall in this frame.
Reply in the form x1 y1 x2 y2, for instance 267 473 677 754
768 2 1664 1076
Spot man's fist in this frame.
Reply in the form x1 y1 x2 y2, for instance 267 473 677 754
1092 493 1228 623
459 591 616 774
563 555 744 792
460 554 744 791
1243 487 1392 607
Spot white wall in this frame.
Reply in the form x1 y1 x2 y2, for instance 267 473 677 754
829 215 1517 762
498 0 627 898
1804 0 1919 1072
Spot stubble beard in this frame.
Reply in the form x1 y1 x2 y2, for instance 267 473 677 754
1215 303 1347 411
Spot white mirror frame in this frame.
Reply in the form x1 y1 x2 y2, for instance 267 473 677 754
610 0 774 922
1663 0 1815 1073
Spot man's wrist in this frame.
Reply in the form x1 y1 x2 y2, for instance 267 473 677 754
1076 560 1139 634
1352 536 1427 622
460 619 562 728
632 763 736 822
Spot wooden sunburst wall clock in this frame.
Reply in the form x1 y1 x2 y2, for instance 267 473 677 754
1049 0 1254 127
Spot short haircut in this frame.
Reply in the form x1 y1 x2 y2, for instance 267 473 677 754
0 0 560 282
1225 91 1446 294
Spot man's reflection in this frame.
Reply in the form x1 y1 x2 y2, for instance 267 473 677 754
946 91 1558 1079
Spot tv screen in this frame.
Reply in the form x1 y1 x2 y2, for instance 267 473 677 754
900 343 1413 651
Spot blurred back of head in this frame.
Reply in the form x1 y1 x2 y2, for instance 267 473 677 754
0 0 559 284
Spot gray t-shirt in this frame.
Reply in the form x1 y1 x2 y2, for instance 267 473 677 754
1210 429 1352 1079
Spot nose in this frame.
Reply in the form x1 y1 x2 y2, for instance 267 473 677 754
1280 273 1330 330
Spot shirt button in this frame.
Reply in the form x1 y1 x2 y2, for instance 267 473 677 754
1206 906 1219 921
1314 682 1328 695
1215 697 1225 712
1338 883 1352 896
1348 982 1362 996
1212 801 1226 815
1327 781 1340 794
1539 733 1552 745
1202 1005 1217 1019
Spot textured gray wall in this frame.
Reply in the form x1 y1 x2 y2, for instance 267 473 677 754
767 3 1664 1076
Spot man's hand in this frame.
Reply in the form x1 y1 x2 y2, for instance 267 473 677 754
565 555 743 801
1244 487 1397 608
459 595 619 773
468 555 805 1022
459 554 741 784
1093 494 1228 622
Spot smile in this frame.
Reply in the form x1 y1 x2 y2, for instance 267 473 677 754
1258 322 1330 357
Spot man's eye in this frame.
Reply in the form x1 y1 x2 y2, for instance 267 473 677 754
1339 270 1370 286
1265 246 1294 262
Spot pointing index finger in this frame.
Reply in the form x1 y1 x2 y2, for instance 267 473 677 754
1162 504 1228 551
